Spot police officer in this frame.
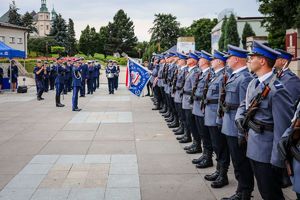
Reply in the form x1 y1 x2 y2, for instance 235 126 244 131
72 61 82 112
278 100 300 199
220 45 254 200
66 60 73 92
151 55 163 110
180 52 201 146
173 53 189 137
44 61 50 92
235 41 294 200
0 66 3 92
204 50 230 189
49 61 56 90
157 56 167 114
93 61 99 91
54 61 65 107
114 61 120 90
106 61 117 94
63 61 70 94
87 61 94 94
274 48 300 103
8 60 18 92
33 60 46 101
163 53 174 124
191 50 214 168
79 59 88 97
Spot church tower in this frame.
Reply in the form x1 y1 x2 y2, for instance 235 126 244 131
36 0 51 37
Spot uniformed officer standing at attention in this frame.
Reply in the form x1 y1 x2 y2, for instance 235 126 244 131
173 53 189 136
93 61 99 91
278 100 300 200
87 61 94 95
43 61 50 92
180 52 202 145
72 61 82 112
274 49 300 103
151 55 163 110
95 61 101 89
114 61 120 90
204 50 230 189
66 60 73 92
33 60 46 101
54 61 65 107
220 45 254 200
235 41 294 200
106 61 117 94
49 61 56 90
191 50 214 168
157 56 167 113
8 60 18 92
79 58 88 97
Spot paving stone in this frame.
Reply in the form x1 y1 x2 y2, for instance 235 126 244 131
56 155 85 164
5 174 45 189
31 188 70 200
107 174 140 188
111 154 137 164
109 163 138 175
19 163 53 175
67 188 105 200
104 188 141 200
30 155 60 164
0 188 36 200
84 155 111 164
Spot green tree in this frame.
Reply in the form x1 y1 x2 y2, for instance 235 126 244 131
242 22 256 49
218 16 227 51
259 0 299 48
8 7 22 26
295 4 300 28
49 14 68 47
106 9 138 56
190 18 218 52
66 18 77 56
28 37 57 56
224 14 240 51
79 25 91 56
21 12 37 37
90 27 99 57
98 26 109 57
149 13 180 50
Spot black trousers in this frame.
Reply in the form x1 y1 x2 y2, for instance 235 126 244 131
208 126 230 169
49 77 55 90
153 85 162 104
108 78 114 93
226 135 254 194
96 76 100 88
146 82 152 95
169 95 177 117
195 116 212 152
44 77 49 92
175 103 184 124
159 87 166 106
183 109 196 139
80 79 86 96
250 160 284 200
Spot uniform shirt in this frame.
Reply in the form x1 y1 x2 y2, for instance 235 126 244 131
33 66 44 81
106 66 117 78
174 66 188 103
54 65 65 84
87 66 94 80
221 66 253 137
94 65 100 77
150 64 159 83
278 68 300 103
157 64 165 87
78 64 88 80
165 63 176 94
8 65 18 79
236 71 294 167
204 67 224 126
192 67 211 117
72 67 82 87
182 66 201 110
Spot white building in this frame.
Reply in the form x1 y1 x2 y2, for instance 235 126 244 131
0 22 28 56
211 9 268 52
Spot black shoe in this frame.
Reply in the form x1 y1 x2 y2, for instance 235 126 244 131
145 94 150 96
221 193 242 200
159 107 167 114
152 106 161 110
192 155 205 164
162 111 171 118
174 130 184 135
211 173 228 188
80 95 85 97
176 135 185 140
37 97 42 101
174 126 184 135
204 170 219 181
179 137 192 143
184 142 196 150
168 122 179 128
72 108 82 112
196 157 213 168
186 145 202 154
172 126 181 132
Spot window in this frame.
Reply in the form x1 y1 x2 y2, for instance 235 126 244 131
39 14 43 19
9 37 15 44
0 36 4 42
17 38 22 44
46 25 49 30
46 15 49 19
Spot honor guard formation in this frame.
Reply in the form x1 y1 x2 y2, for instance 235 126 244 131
31 58 120 111
149 41 300 200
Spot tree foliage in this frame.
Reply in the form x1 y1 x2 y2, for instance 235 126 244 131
242 22 256 49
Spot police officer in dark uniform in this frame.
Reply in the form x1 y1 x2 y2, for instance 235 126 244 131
93 61 99 91
151 55 163 110
33 60 46 101
44 61 50 92
72 61 82 112
114 61 120 90
204 50 230 189
8 60 18 92
79 59 88 97
66 60 73 92
87 61 94 94
95 61 101 89
191 50 214 168
106 61 117 94
49 61 56 90
236 41 294 200
220 45 254 200
54 61 65 107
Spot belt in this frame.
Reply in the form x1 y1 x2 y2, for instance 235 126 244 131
206 99 218 105
248 119 274 133
223 103 240 112
176 86 183 90
183 91 192 95
193 96 203 101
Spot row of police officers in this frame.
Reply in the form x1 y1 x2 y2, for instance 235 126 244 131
149 41 300 200
33 58 101 111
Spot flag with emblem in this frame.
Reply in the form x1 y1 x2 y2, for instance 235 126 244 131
125 57 151 97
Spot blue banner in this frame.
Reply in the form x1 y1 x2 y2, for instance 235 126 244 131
126 58 150 97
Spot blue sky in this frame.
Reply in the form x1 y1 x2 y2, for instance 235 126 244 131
0 0 262 41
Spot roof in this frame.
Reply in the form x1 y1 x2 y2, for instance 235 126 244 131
0 10 10 23
0 22 29 31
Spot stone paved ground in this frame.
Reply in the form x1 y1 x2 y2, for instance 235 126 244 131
0 68 297 200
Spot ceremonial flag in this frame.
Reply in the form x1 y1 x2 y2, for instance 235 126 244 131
125 58 151 97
